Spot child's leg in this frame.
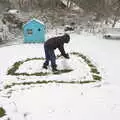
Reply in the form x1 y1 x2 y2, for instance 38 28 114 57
49 50 57 71
43 46 50 68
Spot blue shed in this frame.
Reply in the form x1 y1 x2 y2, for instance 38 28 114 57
23 18 45 43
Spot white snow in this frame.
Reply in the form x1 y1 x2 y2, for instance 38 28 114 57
8 9 20 15
0 32 120 120
60 0 81 11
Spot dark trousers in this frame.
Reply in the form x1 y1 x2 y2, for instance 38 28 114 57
43 45 56 68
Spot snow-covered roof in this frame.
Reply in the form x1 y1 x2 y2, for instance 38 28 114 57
24 18 44 27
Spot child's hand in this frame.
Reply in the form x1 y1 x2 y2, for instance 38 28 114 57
64 53 70 59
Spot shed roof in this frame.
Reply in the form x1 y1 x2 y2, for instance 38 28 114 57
24 18 44 27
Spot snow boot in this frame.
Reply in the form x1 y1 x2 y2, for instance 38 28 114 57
52 65 58 72
42 64 48 69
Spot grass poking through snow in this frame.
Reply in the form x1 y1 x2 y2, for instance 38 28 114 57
0 107 6 118
6 52 102 89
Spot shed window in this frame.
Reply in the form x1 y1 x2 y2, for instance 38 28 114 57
27 29 32 35
38 28 41 31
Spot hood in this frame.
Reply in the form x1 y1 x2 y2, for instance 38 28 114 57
62 33 70 43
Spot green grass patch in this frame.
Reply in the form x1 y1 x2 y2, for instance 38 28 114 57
12 72 49 76
0 107 6 118
25 57 44 62
7 61 23 75
80 80 96 84
91 68 100 74
92 75 101 81
4 79 97 89
88 63 95 67
53 69 73 74
71 52 80 56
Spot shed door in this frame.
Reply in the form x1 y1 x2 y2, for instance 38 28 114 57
34 25 45 42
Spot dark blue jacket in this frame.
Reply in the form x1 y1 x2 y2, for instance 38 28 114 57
44 34 70 57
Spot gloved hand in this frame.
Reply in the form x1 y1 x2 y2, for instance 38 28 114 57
64 53 70 59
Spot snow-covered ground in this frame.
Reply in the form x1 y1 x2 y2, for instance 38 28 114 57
0 32 120 120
